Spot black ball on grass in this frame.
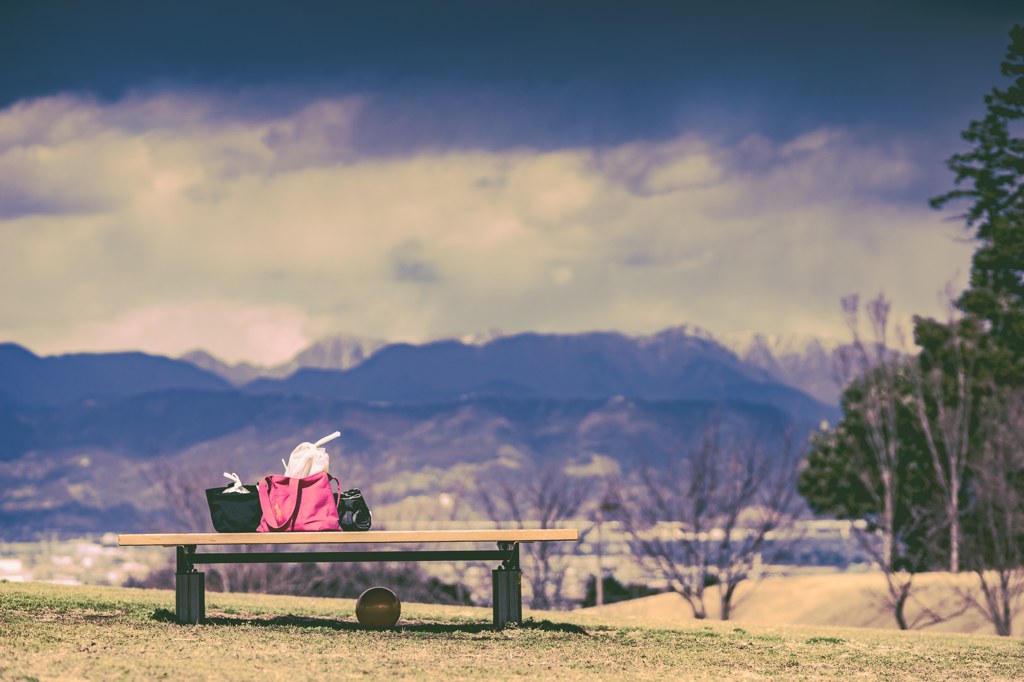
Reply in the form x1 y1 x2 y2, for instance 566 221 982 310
355 587 401 628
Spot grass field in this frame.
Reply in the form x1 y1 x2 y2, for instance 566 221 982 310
3 581 1024 681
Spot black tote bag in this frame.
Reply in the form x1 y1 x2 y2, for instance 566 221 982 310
205 485 263 533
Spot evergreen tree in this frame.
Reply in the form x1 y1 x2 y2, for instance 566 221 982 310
930 25 1024 385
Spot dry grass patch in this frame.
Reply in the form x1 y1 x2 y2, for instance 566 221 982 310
573 571 1010 636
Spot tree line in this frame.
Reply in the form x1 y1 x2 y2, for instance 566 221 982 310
799 25 1024 635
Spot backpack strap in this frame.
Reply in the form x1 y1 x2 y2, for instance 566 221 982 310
258 476 301 531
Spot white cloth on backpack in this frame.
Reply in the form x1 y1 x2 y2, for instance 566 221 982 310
282 431 341 477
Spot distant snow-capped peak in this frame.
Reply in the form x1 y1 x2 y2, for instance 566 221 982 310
458 328 505 346
292 334 388 370
715 330 843 360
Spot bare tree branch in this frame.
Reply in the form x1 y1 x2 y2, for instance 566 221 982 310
622 421 800 620
476 462 591 609
962 386 1024 636
911 293 977 573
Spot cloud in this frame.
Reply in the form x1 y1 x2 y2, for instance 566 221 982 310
392 241 440 284
0 93 973 363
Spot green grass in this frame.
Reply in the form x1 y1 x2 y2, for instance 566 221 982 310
2 582 1024 681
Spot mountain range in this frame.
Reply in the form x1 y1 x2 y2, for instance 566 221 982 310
0 342 229 407
179 326 846 405
716 331 843 405
0 326 843 540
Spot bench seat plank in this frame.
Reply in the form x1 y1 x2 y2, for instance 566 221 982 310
118 529 579 547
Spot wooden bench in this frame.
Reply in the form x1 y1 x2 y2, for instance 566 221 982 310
118 529 579 628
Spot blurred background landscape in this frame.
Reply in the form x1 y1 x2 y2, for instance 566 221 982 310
0 325 838 538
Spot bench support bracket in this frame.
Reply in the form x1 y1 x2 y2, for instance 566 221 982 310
492 541 522 629
175 545 205 625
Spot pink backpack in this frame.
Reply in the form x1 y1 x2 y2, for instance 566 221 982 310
257 472 343 532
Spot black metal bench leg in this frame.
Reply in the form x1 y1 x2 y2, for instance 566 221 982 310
492 542 522 629
175 545 205 625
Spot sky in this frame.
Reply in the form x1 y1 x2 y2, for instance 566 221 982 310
1 1 1021 365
